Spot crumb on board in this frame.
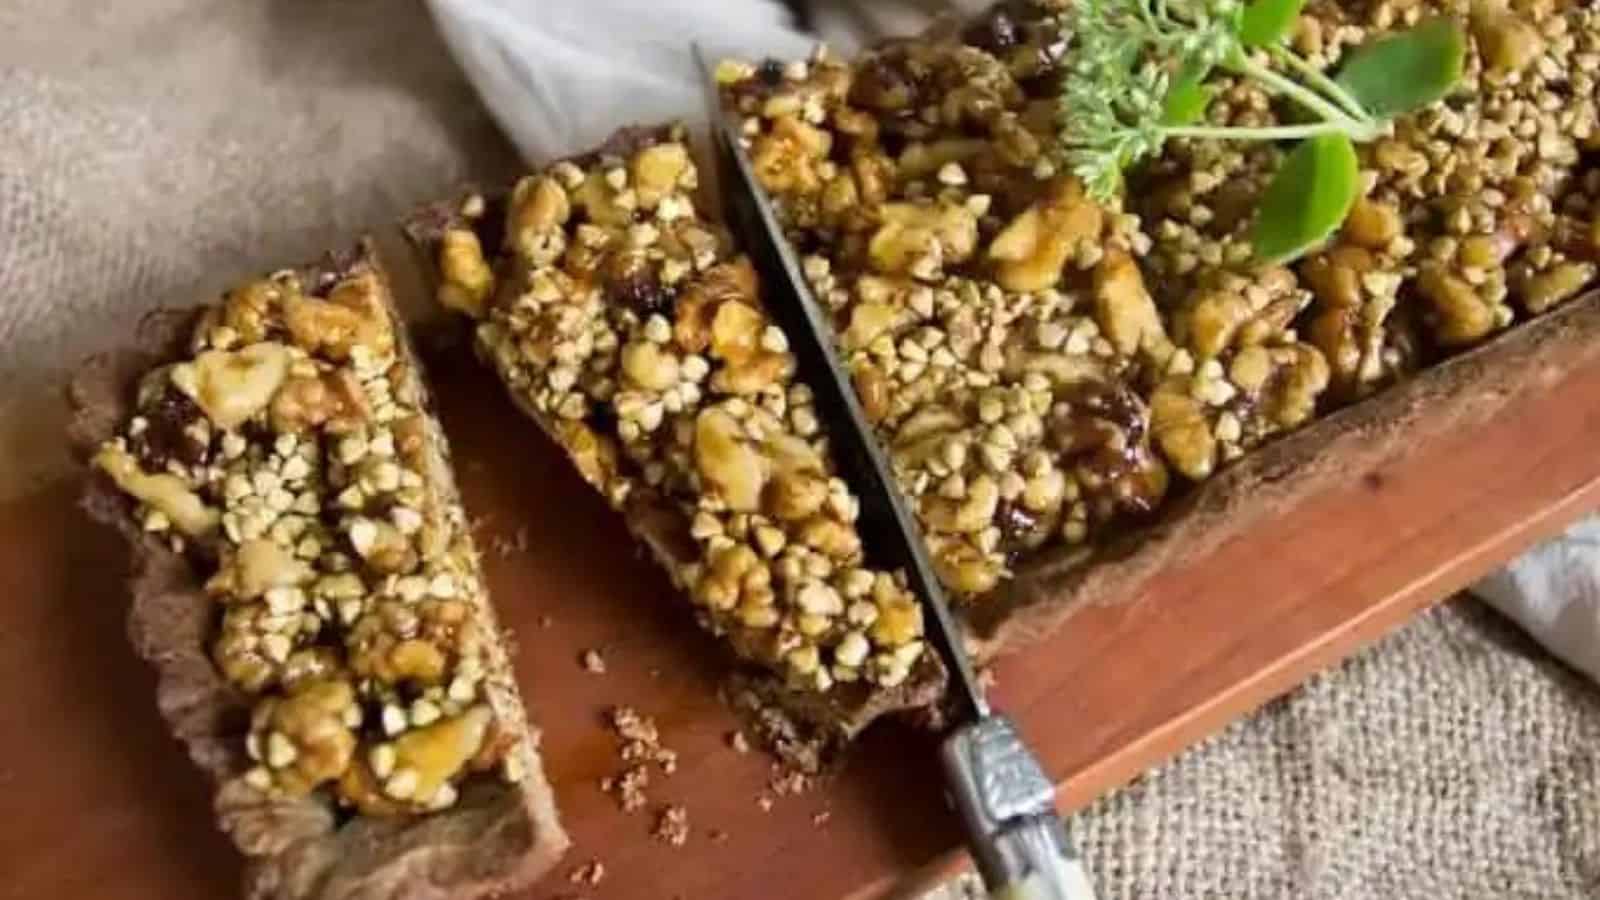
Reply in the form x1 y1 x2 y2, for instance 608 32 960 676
614 706 677 772
569 859 606 886
581 648 607 674
812 810 832 827
538 614 554 628
612 707 658 745
709 828 730 843
768 764 816 797
601 706 677 811
600 764 650 813
653 804 690 847
484 522 533 560
728 730 749 754
753 763 817 813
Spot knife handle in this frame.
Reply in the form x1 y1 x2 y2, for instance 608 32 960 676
939 717 1098 900
984 816 1098 900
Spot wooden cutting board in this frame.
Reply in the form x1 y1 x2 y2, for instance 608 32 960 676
4 335 1600 900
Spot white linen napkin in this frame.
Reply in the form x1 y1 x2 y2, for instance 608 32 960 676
421 0 1600 686
1473 519 1600 685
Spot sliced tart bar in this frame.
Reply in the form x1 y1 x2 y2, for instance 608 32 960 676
68 243 567 900
409 125 946 767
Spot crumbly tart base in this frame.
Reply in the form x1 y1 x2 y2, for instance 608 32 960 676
67 243 567 900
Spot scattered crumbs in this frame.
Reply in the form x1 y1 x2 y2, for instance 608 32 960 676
812 810 832 827
709 828 730 843
601 764 650 813
752 764 816 813
581 648 607 674
653 804 690 847
601 706 676 811
539 615 555 628
486 522 522 558
768 764 816 798
613 707 676 773
727 730 750 754
568 859 606 886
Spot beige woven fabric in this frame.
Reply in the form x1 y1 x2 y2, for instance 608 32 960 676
0 0 520 497
4 2 1599 897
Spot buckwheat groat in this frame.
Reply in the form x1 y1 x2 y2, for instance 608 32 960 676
69 243 566 900
411 127 946 764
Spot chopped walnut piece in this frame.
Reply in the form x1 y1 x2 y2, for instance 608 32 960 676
990 177 1103 292
436 228 494 317
171 341 291 430
247 678 360 796
1092 249 1167 359
94 443 220 536
1149 380 1216 481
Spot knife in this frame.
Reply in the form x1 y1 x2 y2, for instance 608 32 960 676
693 46 1098 900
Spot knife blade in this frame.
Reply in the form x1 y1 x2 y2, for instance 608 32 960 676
693 45 1097 900
693 46 988 725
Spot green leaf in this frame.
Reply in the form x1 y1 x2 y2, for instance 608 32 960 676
1251 133 1360 265
1161 59 1215 126
1162 79 1215 125
1334 18 1466 119
1238 0 1305 48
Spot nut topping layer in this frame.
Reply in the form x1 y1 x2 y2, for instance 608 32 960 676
436 127 930 694
720 0 1600 602
94 260 518 814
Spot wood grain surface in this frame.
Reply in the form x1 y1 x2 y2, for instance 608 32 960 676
4 338 1599 899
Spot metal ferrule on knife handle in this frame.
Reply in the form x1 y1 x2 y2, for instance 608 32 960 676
941 717 1097 900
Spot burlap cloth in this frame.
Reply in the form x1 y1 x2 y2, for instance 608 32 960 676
4 2 1598 897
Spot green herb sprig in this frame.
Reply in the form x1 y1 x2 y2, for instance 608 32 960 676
1057 0 1466 264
